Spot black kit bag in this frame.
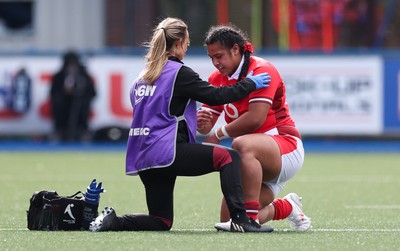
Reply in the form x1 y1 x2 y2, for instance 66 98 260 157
27 190 98 231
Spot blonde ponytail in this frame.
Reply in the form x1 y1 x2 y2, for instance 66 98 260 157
142 18 188 84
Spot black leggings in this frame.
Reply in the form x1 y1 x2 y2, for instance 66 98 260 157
113 142 246 231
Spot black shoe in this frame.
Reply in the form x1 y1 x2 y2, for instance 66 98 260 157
215 218 273 233
231 218 273 233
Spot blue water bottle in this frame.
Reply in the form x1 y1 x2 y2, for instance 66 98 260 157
82 179 105 230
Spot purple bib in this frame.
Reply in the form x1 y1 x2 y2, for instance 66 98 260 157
125 60 197 175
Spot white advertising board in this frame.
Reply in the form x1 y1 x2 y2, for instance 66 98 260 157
0 55 383 136
269 56 383 135
189 55 384 135
0 56 142 135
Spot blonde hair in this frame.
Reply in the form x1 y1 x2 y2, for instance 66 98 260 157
142 17 188 84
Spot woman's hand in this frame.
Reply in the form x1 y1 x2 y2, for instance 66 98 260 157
197 108 213 133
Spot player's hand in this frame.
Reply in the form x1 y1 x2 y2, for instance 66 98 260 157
246 71 271 89
197 108 213 131
85 179 105 204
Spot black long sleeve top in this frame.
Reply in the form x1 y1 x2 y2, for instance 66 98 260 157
168 57 257 143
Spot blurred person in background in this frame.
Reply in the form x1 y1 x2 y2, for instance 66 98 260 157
50 51 96 142
197 24 312 231
89 17 273 233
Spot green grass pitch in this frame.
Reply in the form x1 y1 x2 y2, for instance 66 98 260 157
1 151 399 250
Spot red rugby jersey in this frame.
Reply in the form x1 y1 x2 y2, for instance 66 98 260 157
203 56 296 134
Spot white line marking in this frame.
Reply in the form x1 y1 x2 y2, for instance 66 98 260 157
345 205 400 209
2 228 400 232
0 229 29 231
177 228 400 232
313 229 400 232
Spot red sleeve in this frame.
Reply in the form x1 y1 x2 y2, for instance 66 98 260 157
248 58 282 105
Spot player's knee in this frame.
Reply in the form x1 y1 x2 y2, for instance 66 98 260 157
212 147 239 171
232 136 249 153
156 216 173 231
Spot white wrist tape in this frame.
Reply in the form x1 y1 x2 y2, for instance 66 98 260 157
221 125 230 138
214 129 222 141
214 126 230 141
